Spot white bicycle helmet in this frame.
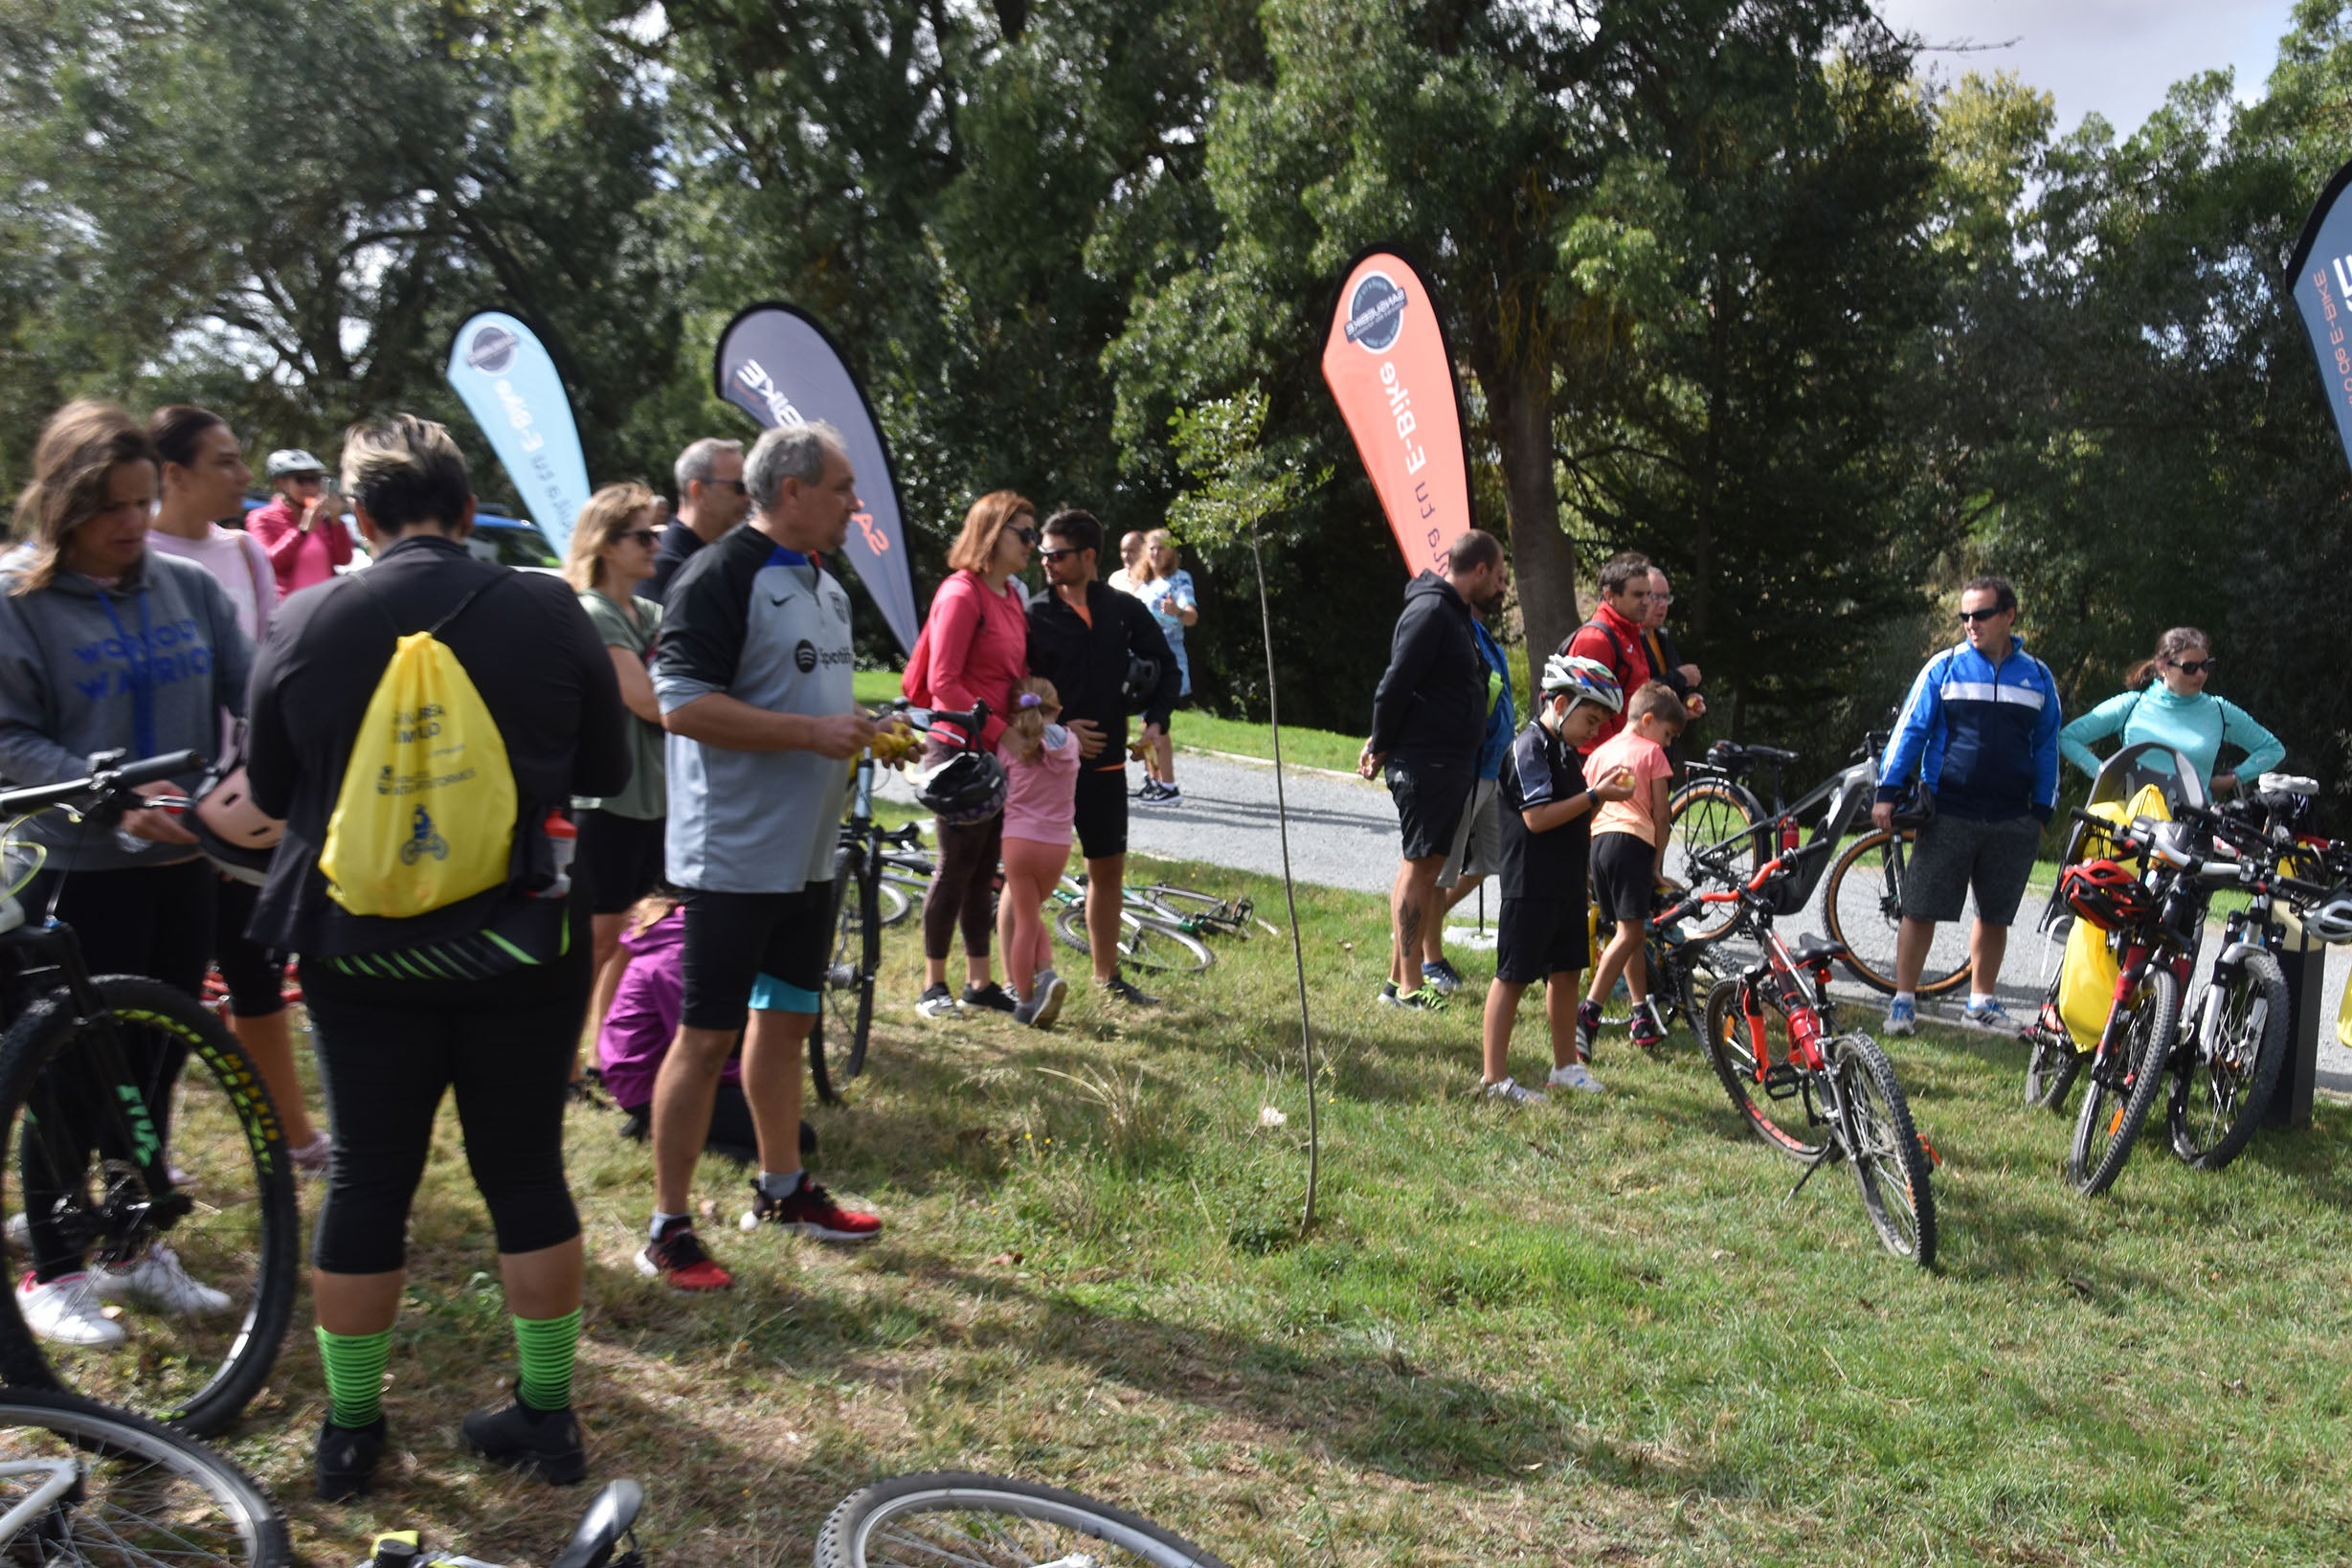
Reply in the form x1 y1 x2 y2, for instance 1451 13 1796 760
2301 891 2352 946
1539 652 1624 716
190 761 283 886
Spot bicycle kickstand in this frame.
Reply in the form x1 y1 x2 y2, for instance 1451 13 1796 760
1780 1140 1841 1209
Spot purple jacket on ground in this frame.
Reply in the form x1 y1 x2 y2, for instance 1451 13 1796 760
596 907 737 1109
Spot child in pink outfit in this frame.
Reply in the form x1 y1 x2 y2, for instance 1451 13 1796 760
997 678 1081 1027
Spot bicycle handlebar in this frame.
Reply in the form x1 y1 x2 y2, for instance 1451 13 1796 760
0 749 205 819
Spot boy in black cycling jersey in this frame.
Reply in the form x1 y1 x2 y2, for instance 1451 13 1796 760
640 421 884 1292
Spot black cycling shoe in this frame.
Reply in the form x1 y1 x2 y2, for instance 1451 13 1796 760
1095 974 1160 1008
314 1414 387 1501
461 1392 587 1486
960 981 1019 1014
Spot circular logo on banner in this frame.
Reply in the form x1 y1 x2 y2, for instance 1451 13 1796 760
795 639 818 674
1344 271 1408 353
464 325 520 375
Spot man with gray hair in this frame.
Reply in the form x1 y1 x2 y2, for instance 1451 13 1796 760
647 436 748 603
641 420 883 1291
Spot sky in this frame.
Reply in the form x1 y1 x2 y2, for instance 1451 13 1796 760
1873 0 2302 136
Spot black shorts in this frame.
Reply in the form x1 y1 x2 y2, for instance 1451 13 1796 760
577 809 666 916
1073 766 1129 861
1590 832 1657 927
1388 755 1473 862
1495 898 1589 986
680 883 832 1030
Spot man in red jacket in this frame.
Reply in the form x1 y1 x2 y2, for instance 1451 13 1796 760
247 448 354 597
1558 551 1657 750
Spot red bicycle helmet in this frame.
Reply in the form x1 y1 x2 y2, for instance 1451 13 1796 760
2060 860 2158 932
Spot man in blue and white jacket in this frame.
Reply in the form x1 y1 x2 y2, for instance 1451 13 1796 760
1870 574 2061 1036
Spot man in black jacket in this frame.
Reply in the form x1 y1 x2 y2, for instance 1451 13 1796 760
1358 529 1508 1009
1026 507 1178 1006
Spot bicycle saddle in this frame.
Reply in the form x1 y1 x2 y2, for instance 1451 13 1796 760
1789 931 1846 966
1707 740 1799 769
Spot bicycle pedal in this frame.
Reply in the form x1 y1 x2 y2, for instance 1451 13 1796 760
1760 1064 1807 1100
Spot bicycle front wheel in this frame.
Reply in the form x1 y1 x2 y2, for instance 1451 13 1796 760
1664 780 1759 943
1701 980 1829 1160
2168 952 2289 1172
1831 1035 1937 1267
812 846 880 1109
0 977 297 1437
0 1386 290 1564
817 1471 1232 1568
2069 966 2181 1197
1823 829 1971 997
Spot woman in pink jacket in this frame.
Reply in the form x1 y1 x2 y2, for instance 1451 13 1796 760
903 491 1036 1019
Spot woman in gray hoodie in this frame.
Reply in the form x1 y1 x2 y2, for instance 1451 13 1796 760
0 400 255 1350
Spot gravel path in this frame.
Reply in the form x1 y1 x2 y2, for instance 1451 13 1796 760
887 748 2352 1094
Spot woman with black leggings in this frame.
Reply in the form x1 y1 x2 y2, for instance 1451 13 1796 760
906 491 1036 1019
0 401 256 1351
243 414 627 1501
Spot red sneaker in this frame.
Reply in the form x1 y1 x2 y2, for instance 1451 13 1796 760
636 1222 733 1291
740 1177 883 1243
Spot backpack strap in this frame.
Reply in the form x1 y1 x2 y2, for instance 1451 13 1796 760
1576 615 1639 685
350 560 513 639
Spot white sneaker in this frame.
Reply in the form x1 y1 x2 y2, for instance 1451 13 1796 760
87 1245 234 1317
1547 1062 1607 1094
1482 1076 1545 1105
17 1273 126 1348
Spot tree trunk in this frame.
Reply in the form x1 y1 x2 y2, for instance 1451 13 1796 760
1494 351 1579 682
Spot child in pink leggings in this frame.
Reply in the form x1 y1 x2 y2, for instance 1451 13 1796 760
997 678 1081 1028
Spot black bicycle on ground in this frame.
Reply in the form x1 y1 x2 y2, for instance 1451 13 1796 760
0 750 297 1437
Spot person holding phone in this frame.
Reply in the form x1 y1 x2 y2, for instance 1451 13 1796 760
246 448 353 597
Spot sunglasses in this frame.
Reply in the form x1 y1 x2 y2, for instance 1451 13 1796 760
1039 547 1081 563
2169 657 2217 675
1956 607 2009 624
1012 526 1040 547
622 528 661 547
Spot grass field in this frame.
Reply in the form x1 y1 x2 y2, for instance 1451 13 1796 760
199 848 2352 1565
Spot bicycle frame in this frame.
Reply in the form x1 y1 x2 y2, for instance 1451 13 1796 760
1669 844 1845 1081
1680 737 1881 887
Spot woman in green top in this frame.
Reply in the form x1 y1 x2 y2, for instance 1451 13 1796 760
563 482 669 1048
2058 625 2285 796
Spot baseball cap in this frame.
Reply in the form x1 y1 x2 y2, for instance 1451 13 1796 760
264 449 326 479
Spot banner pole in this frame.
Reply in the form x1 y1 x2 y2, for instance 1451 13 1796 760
1249 530 1319 1235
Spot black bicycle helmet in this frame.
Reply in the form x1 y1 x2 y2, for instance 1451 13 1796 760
1122 653 1163 706
916 750 1009 827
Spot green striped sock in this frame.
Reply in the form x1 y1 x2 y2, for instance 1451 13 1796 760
316 1326 391 1428
513 1308 582 1413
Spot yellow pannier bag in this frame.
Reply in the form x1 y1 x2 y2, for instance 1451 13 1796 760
2054 783 2170 1050
319 583 517 919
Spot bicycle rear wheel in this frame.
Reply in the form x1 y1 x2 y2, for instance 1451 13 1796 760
2069 966 2180 1197
817 1470 1231 1568
1665 781 1759 943
1832 1035 1937 1267
2168 952 2288 1172
812 846 880 1109
0 977 296 1437
0 1386 290 1564
1823 829 1971 997
1701 979 1829 1160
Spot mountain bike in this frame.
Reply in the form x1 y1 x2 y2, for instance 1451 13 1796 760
1669 842 1938 1266
812 703 981 1107
359 1477 644 1567
818 1471 1231 1567
1129 884 1274 939
1666 730 1973 997
0 1384 289 1565
0 750 297 1436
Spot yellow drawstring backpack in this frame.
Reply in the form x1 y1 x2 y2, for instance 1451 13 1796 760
2054 782 2172 1049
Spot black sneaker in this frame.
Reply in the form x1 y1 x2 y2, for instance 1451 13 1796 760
1095 974 1159 1007
960 981 1018 1014
461 1390 587 1486
915 983 963 1019
314 1414 387 1501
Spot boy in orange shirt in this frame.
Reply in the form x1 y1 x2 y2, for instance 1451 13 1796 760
1578 683 1687 1055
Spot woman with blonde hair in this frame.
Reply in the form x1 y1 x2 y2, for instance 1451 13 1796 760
900 488 1036 1018
0 400 256 1347
563 482 669 1046
1130 527 1197 803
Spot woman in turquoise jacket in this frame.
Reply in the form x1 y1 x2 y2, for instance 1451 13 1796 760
2059 626 2283 795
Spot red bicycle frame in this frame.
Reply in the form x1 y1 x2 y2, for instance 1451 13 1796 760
1695 853 1841 1079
